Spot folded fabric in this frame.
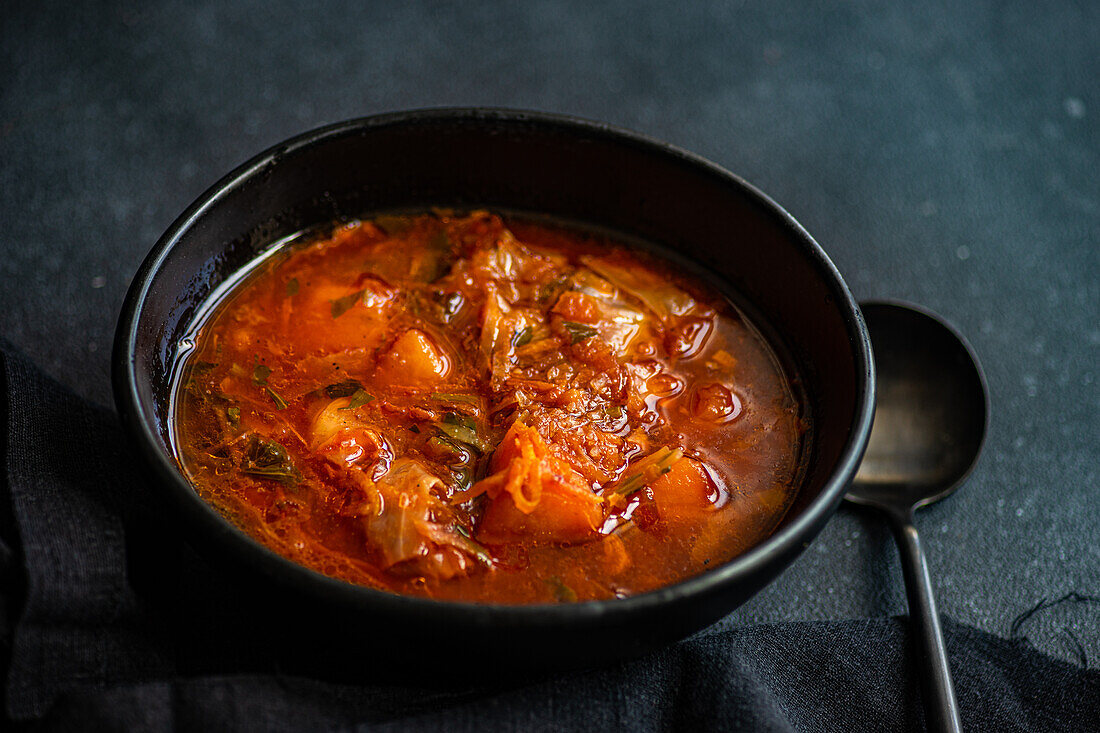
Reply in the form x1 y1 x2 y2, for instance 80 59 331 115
2 344 1097 731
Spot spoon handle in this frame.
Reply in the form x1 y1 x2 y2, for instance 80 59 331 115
886 510 963 733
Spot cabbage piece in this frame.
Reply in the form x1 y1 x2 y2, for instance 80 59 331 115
480 285 545 385
479 284 513 384
580 256 697 321
470 228 569 284
593 300 647 356
559 270 649 357
310 398 359 448
308 398 392 474
363 459 490 576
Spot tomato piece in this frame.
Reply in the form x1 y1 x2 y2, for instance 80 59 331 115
552 291 602 324
690 383 742 423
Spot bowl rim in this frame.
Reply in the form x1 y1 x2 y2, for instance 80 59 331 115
113 107 875 625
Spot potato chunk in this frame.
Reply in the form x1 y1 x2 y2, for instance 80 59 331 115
478 478 603 546
375 329 450 385
459 422 603 546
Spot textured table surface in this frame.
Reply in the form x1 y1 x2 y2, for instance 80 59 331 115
2 0 1097 666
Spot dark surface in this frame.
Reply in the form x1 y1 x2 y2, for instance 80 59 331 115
1 0 1096 685
5 345 1098 730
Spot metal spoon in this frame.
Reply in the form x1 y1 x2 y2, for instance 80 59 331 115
846 301 989 733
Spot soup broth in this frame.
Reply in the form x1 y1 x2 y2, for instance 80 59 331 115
174 211 806 603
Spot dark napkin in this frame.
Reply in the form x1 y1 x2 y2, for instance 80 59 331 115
2 345 1097 732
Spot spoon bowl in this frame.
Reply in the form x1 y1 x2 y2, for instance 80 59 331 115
846 300 989 733
848 301 989 509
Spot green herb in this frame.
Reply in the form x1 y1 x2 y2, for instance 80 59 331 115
443 413 478 431
408 424 421 434
338 389 374 410
431 393 480 406
285 278 299 297
613 468 671 497
426 435 458 456
241 435 300 487
427 435 472 463
547 576 578 603
562 321 598 344
324 380 364 399
252 363 271 385
451 467 474 492
330 289 365 318
437 413 488 452
604 404 624 419
513 325 533 348
454 524 494 566
610 447 683 496
265 387 288 410
226 406 241 425
537 273 570 303
240 465 301 484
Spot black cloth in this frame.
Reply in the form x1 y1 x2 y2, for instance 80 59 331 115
2 344 1097 731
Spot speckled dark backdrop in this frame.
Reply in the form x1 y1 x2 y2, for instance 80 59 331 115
2 0 1097 665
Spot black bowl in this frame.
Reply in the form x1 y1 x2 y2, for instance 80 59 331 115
113 109 874 669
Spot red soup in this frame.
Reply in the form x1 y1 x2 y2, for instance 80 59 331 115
174 211 808 603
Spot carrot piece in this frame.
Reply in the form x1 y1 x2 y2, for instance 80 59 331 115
488 420 538 473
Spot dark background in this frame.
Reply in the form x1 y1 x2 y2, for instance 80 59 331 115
2 0 1097 667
